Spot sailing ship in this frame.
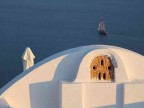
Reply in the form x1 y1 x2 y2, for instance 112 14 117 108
98 21 108 36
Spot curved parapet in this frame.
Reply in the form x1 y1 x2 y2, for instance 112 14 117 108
0 45 143 108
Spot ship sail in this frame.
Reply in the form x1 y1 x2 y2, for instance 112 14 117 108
98 21 108 36
98 21 106 31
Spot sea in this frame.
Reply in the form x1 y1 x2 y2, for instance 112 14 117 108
0 0 144 88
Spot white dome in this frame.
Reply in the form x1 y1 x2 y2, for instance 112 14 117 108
0 45 144 108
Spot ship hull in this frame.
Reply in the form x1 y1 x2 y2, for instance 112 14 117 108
99 30 108 36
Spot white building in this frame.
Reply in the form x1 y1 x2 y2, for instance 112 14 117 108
0 45 144 108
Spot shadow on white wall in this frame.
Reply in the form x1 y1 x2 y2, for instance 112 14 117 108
29 51 88 108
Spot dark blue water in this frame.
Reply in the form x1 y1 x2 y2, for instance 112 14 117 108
0 0 144 88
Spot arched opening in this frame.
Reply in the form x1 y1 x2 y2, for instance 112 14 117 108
90 56 114 81
103 73 106 80
101 59 104 66
98 73 101 80
93 66 96 70
108 66 112 71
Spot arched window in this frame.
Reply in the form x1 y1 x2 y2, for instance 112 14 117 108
90 56 114 81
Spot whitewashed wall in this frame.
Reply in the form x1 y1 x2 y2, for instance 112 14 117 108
0 45 143 108
0 50 87 108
